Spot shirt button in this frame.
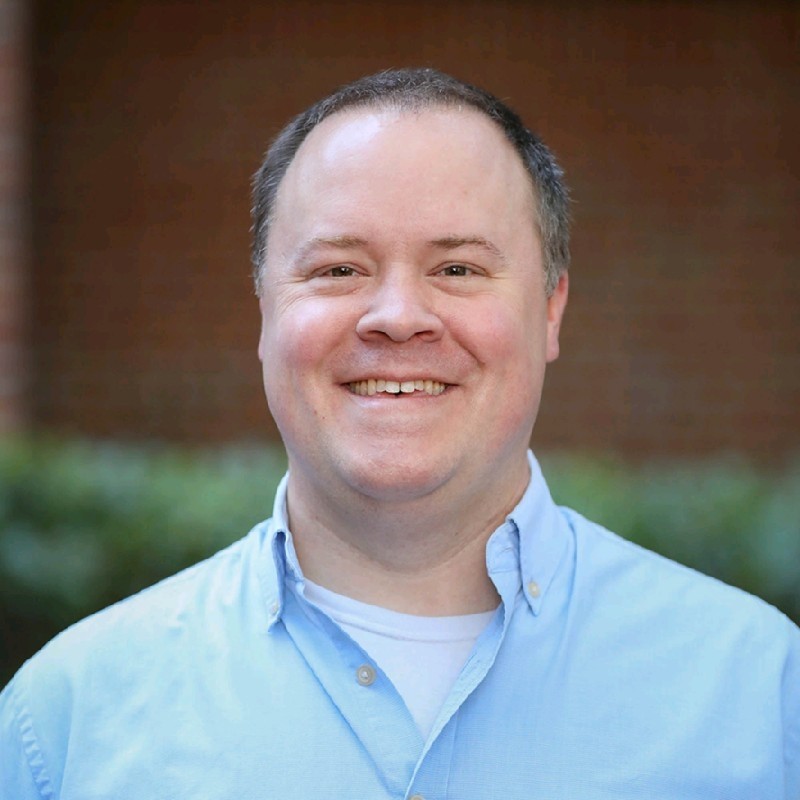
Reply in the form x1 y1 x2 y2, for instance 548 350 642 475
527 580 541 598
269 601 280 615
356 664 376 686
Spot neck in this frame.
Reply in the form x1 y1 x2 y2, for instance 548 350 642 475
285 459 530 616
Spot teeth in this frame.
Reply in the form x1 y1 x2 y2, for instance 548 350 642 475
348 379 448 396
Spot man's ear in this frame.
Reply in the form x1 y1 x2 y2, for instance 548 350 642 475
545 273 569 363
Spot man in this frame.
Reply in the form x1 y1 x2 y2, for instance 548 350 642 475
2 69 798 798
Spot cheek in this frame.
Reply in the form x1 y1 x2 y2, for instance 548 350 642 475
260 308 331 440
458 297 545 376
260 299 353 382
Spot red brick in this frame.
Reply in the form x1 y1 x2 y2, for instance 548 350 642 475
21 0 800 458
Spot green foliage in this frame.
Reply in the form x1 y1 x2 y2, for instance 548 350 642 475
1 438 798 686
0 437 286 683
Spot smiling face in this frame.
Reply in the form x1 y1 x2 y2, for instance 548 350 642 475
258 107 567 509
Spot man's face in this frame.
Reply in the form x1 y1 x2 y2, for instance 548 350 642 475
258 107 567 505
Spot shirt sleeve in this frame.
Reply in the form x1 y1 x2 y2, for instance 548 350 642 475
784 616 800 800
0 676 51 799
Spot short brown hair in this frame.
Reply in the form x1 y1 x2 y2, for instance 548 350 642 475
252 68 570 295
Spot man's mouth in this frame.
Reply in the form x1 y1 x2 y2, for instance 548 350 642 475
347 379 447 396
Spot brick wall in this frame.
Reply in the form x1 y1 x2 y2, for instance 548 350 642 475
29 1 800 458
0 0 27 433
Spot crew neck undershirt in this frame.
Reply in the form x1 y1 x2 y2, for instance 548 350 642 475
303 579 497 739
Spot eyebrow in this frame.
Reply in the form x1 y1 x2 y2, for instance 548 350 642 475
295 235 369 262
293 234 505 263
427 235 506 262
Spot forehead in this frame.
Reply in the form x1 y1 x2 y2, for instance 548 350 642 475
265 107 539 266
297 104 517 169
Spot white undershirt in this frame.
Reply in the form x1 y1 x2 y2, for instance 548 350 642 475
303 580 496 740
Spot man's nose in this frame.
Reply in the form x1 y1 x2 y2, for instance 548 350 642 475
355 272 445 343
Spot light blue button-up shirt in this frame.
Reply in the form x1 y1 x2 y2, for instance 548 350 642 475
2 453 799 798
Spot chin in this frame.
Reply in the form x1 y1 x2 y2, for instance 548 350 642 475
337 449 457 503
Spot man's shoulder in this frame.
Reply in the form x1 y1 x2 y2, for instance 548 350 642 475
9 521 271 691
560 504 799 646
0 520 277 797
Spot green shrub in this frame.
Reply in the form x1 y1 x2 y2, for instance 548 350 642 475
0 437 286 683
1 438 797 685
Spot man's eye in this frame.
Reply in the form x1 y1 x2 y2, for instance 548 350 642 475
439 264 472 277
324 265 357 277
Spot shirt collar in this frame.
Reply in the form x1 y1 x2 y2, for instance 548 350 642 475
488 450 571 615
256 451 570 627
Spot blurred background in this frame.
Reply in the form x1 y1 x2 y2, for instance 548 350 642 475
0 0 798 682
